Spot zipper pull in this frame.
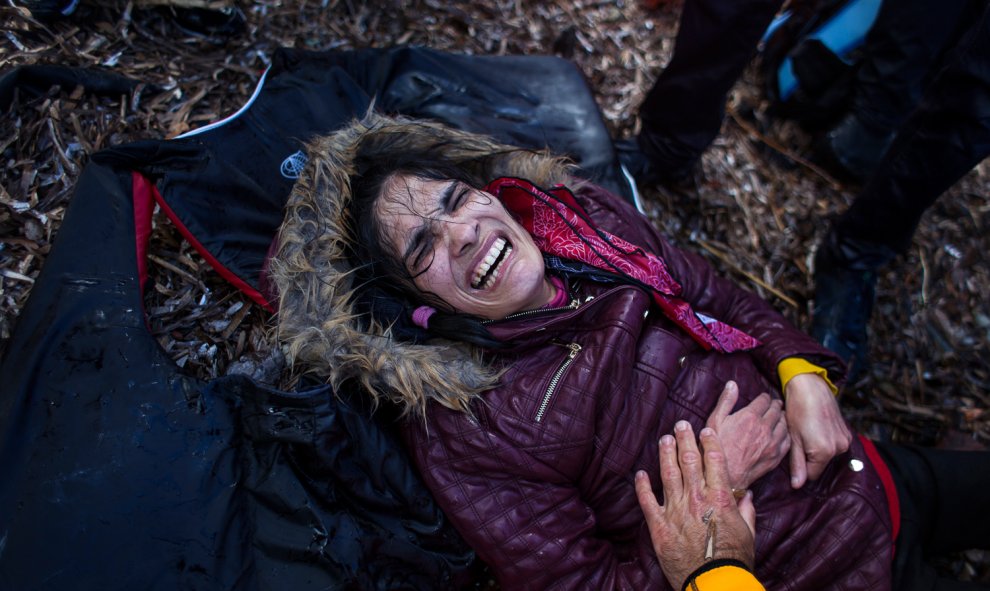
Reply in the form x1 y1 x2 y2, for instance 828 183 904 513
552 340 582 358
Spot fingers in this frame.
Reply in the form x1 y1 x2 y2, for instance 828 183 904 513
788 434 808 489
837 424 853 452
737 490 756 538
658 433 684 499
776 425 792 458
674 421 704 494
744 391 772 417
770 401 791 456
763 396 782 422
707 381 739 427
698 427 732 494
635 470 663 523
804 429 851 481
805 454 829 482
769 401 787 435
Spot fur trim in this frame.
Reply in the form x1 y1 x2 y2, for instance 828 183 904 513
268 112 575 417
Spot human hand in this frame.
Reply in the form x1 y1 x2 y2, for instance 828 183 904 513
784 373 852 488
705 381 790 489
635 421 756 591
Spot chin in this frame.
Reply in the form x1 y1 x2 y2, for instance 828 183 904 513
514 276 551 309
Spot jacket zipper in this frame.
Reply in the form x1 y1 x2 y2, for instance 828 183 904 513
483 297 580 325
535 341 582 422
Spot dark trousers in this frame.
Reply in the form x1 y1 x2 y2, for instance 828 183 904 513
637 0 784 170
875 442 990 590
833 2 990 254
852 0 976 134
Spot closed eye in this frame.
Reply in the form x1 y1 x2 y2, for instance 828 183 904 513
403 180 467 274
407 228 431 269
447 185 469 213
406 221 441 275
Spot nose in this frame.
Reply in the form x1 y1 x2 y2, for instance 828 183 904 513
445 214 479 258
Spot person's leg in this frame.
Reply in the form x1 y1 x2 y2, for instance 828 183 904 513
852 0 974 134
819 0 975 182
634 0 784 176
875 443 990 590
812 3 990 372
809 231 894 381
831 0 990 252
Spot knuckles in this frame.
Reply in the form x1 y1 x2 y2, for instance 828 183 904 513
679 449 702 466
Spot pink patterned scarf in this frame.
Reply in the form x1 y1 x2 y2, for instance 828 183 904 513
486 177 759 353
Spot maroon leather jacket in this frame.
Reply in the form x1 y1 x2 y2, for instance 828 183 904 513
401 184 893 590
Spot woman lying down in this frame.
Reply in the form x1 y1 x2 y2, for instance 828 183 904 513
269 112 990 591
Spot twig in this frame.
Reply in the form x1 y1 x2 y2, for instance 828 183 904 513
885 399 945 420
1 269 35 283
727 105 844 191
46 113 78 176
148 253 207 291
220 301 253 341
694 236 798 308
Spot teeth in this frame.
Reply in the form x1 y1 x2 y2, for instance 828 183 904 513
482 268 500 290
472 238 510 289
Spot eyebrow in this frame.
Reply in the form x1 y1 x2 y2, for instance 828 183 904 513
400 180 459 262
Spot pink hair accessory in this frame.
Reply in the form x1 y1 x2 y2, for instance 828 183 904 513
411 305 437 329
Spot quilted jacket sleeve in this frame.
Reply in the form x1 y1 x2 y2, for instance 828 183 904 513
401 411 668 591
575 185 846 386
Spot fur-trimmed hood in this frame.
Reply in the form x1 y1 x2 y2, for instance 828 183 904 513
268 112 575 417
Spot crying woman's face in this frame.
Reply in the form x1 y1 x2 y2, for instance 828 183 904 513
375 174 555 320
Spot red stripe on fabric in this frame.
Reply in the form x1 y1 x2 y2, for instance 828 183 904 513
149 184 275 312
858 434 901 551
132 172 156 293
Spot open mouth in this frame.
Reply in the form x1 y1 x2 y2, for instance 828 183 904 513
471 237 512 289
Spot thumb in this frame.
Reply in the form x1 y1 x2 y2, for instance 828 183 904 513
634 470 663 522
789 435 807 489
738 490 756 537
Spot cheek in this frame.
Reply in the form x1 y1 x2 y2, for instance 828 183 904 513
517 242 545 274
414 261 456 299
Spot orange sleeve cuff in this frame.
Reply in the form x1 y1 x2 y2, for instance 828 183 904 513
687 564 766 591
777 357 838 396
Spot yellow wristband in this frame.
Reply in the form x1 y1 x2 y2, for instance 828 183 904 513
777 357 838 396
689 564 766 591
